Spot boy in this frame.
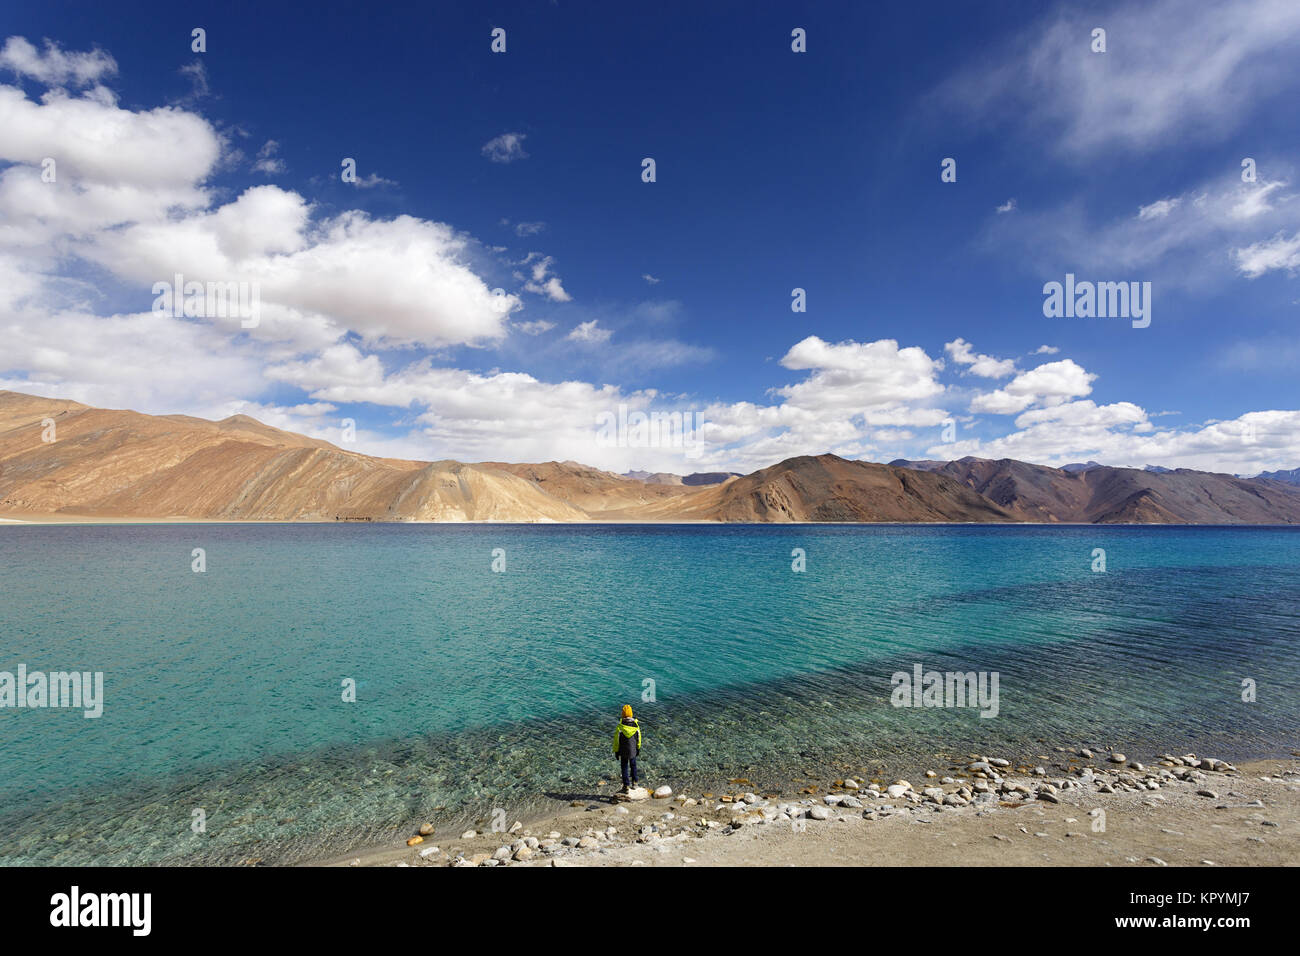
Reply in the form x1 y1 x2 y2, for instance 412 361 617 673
612 704 642 793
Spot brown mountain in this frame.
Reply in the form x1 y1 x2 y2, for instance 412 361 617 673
0 391 587 521
477 460 699 516
654 454 1015 522
3 390 1300 524
923 456 1300 524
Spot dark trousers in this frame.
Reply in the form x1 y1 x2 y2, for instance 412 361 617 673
620 755 638 787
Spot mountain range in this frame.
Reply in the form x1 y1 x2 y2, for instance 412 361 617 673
2 390 1298 524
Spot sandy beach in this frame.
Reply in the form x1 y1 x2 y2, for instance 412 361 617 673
313 750 1299 868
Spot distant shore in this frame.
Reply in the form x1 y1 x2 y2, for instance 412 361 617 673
4 512 1298 527
311 748 1299 868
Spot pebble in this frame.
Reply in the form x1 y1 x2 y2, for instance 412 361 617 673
1109 753 1126 763
418 823 434 836
808 807 830 821
653 786 673 799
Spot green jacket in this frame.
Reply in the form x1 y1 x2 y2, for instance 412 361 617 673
613 717 642 757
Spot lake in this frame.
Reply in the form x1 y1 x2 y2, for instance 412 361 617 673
1 522 1297 864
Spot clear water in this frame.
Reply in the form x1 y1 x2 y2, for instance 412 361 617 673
1 523 1297 865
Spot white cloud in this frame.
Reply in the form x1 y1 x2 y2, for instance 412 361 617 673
1138 197 1181 220
1013 399 1147 430
970 359 1096 415
944 338 1017 378
642 273 661 284
934 408 1300 475
984 168 1300 288
0 37 117 87
567 320 611 344
2 38 1295 479
177 61 209 100
996 198 1016 214
481 132 528 164
0 84 221 192
530 276 570 302
521 253 571 301
1032 345 1059 355
940 0 1300 156
1229 178 1288 220
252 140 285 175
353 172 397 189
1234 231 1300 277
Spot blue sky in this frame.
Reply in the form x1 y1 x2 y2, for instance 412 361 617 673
1 0 1298 474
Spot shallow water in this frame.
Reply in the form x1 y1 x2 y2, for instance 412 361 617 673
1 523 1297 865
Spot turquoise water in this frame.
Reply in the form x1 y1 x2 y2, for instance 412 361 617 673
1 523 1297 865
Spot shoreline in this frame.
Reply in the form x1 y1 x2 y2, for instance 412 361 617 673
307 745 1300 868
3 513 1299 528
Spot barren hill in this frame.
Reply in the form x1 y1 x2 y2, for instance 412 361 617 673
3 391 1299 524
924 457 1300 524
0 391 585 521
665 454 1015 522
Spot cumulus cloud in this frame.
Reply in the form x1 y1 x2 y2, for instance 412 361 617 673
934 407 1300 476
970 359 1096 414
2 37 1295 478
0 48 540 423
944 338 1017 378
